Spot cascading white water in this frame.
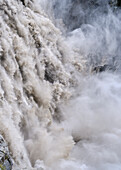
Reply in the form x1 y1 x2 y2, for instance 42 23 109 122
0 0 121 169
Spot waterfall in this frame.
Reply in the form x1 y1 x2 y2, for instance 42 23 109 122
0 0 121 169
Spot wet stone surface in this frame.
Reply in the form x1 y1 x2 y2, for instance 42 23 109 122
0 135 12 170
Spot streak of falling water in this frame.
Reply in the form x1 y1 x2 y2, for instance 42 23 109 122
0 0 121 170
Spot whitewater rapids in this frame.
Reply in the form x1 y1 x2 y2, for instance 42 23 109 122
0 0 121 169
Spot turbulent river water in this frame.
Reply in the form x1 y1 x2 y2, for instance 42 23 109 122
0 0 121 169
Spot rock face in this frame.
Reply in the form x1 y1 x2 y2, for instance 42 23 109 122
0 135 12 170
117 0 121 6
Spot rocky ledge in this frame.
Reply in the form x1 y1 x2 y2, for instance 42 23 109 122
0 135 12 170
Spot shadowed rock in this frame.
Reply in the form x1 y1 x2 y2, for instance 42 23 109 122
117 0 121 6
92 64 116 73
0 135 12 170
20 0 25 6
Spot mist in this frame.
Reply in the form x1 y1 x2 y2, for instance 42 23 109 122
41 0 121 169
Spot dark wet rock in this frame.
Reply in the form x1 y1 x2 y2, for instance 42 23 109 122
117 0 121 6
92 64 116 73
0 135 12 170
20 0 25 6
44 63 57 84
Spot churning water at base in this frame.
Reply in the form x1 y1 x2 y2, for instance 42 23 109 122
0 0 121 169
